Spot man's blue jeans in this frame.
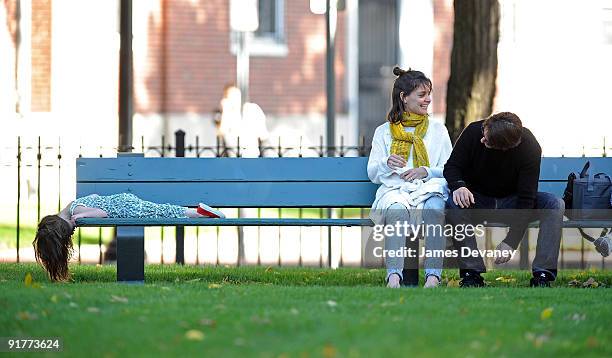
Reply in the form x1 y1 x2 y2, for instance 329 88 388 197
445 191 564 280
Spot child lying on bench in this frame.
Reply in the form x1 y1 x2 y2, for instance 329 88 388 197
33 193 224 281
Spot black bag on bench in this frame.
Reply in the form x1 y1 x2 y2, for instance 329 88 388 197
563 161 612 219
562 161 612 256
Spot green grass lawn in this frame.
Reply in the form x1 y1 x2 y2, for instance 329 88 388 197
1 264 610 357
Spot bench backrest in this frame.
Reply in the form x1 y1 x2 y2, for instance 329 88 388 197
76 156 612 208
76 157 378 208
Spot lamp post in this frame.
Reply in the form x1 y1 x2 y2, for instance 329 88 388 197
311 0 338 158
230 0 259 108
311 0 339 268
118 0 133 153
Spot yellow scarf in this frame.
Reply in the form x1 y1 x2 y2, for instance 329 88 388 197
390 112 430 168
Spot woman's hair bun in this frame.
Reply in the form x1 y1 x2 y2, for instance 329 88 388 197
392 66 411 77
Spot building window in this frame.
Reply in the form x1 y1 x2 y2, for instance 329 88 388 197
230 0 287 57
604 2 612 44
254 0 283 43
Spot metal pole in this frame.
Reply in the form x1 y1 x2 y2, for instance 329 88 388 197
236 31 250 108
118 0 133 153
16 137 21 263
326 0 337 267
325 0 337 157
13 0 21 113
175 130 185 265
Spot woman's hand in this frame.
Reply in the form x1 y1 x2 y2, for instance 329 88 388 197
400 167 428 182
387 154 407 170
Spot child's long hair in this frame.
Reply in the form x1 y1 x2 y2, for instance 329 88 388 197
33 215 75 281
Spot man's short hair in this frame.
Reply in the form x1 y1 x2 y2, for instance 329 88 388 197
483 112 523 150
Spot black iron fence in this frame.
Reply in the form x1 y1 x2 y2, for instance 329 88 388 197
1 132 610 270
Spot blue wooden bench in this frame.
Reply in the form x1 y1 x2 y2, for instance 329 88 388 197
76 154 612 282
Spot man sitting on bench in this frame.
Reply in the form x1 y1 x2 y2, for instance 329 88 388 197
443 112 564 287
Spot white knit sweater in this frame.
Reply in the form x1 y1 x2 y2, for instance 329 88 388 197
367 120 453 215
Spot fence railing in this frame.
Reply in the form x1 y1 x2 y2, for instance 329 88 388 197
1 132 610 270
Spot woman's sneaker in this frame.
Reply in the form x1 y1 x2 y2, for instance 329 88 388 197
197 203 226 218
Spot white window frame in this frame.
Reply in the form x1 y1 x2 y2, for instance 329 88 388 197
230 0 288 57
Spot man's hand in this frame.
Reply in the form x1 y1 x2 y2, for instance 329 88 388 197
387 154 407 170
452 187 475 208
400 167 428 182
494 241 514 264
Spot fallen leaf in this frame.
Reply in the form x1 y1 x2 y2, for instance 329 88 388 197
569 313 586 322
447 279 460 287
251 315 271 325
199 318 216 328
323 344 337 358
568 279 581 287
50 295 59 303
161 286 171 291
208 283 222 289
540 307 554 320
326 300 338 308
265 266 273 273
24 273 33 286
582 277 599 288
185 329 205 341
16 311 38 320
399 296 405 304
87 307 100 313
534 334 549 348
110 295 128 303
495 276 516 283
586 336 598 348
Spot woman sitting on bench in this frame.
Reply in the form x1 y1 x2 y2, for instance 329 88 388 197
368 67 452 288
33 193 224 281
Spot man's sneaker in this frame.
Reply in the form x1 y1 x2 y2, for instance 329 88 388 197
530 272 551 287
197 203 226 218
459 271 485 287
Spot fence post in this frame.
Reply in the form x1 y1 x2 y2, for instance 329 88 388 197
175 130 185 265
16 137 21 263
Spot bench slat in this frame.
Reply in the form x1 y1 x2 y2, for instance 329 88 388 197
77 218 375 227
77 182 379 208
76 218 612 228
77 157 372 182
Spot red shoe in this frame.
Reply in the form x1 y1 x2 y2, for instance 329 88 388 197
197 203 225 218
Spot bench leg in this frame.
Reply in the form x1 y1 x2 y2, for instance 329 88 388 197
117 226 145 283
402 236 419 286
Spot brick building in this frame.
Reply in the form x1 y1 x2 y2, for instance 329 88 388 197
0 0 457 150
1 0 610 155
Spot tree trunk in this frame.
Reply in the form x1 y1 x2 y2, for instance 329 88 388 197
445 0 500 142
